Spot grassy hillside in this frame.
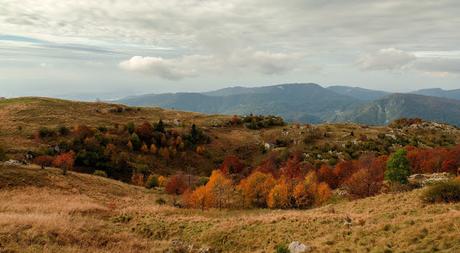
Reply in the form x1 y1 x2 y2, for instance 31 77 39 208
1 164 459 253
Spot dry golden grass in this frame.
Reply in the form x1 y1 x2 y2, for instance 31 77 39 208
1 164 459 252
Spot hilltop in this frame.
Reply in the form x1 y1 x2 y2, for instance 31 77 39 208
1 164 459 253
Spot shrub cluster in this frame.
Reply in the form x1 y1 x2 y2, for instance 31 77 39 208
422 180 460 203
32 120 211 181
228 114 285 129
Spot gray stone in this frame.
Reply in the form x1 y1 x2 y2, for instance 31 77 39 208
288 241 311 253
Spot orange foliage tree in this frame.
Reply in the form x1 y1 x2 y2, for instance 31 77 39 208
33 155 54 169
135 122 154 143
185 186 209 211
165 174 188 195
206 170 233 210
237 171 275 208
220 155 245 175
293 171 319 208
316 182 332 205
52 151 75 175
344 154 387 198
267 180 289 209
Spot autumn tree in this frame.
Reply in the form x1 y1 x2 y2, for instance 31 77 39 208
33 155 54 169
157 175 167 187
345 154 387 197
186 186 209 211
73 125 93 141
150 144 158 154
140 143 149 153
280 153 306 181
238 171 275 208
316 182 332 205
334 160 356 186
385 149 411 184
318 164 338 189
159 147 170 161
135 122 154 143
206 170 233 210
127 141 134 151
254 154 279 177
220 155 245 175
165 174 188 195
52 152 75 175
267 180 289 209
293 171 319 208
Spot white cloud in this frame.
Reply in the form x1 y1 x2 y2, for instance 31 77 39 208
119 55 212 80
357 48 416 71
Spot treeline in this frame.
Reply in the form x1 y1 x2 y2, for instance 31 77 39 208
32 120 210 180
171 144 460 210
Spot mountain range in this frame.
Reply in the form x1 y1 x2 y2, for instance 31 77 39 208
116 83 460 126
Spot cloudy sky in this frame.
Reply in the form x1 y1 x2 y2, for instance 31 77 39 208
1 0 459 99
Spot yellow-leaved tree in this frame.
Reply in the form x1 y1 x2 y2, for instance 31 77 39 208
238 171 275 208
267 180 289 209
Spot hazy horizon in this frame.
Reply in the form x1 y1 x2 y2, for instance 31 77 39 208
1 1 460 99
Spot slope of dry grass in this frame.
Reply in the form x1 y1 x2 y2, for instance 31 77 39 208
1 164 459 253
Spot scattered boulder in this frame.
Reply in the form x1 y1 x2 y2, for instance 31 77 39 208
408 173 454 187
288 241 311 253
3 160 24 166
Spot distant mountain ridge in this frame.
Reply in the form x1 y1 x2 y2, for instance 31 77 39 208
327 86 389 101
116 83 460 126
412 88 460 101
334 93 460 126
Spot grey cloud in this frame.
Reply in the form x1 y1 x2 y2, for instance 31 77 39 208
1 0 460 94
415 58 460 74
119 49 302 80
357 48 417 71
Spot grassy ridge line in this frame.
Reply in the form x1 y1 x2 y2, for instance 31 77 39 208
1 165 459 252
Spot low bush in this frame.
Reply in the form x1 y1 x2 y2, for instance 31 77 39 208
93 170 108 177
422 180 460 203
58 125 70 136
38 127 56 138
0 145 6 161
275 244 289 253
156 198 166 205
146 175 159 189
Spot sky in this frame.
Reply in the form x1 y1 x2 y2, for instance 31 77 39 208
1 0 460 100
